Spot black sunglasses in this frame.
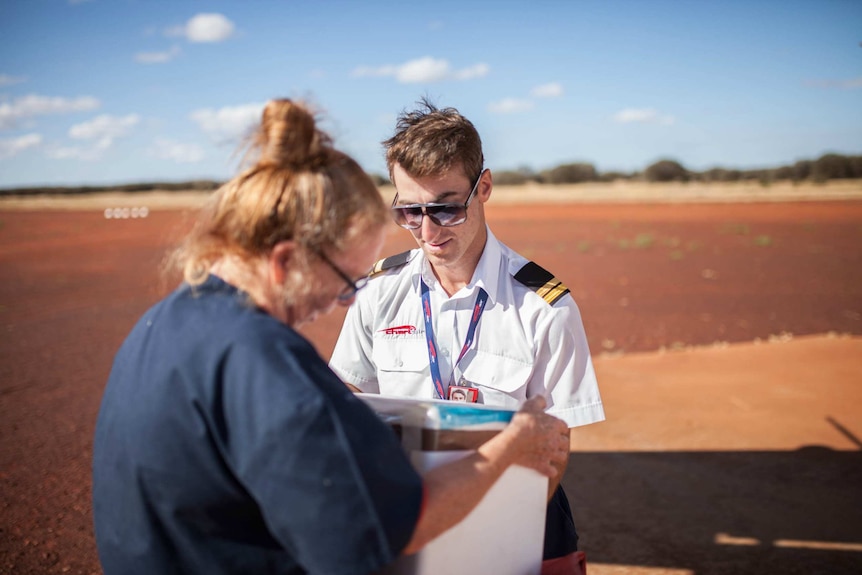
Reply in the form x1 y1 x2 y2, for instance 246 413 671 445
391 169 486 230
316 251 369 302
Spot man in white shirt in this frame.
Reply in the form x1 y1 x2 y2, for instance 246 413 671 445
330 99 604 571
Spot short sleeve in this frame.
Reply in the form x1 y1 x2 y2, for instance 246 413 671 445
530 298 605 428
217 334 423 575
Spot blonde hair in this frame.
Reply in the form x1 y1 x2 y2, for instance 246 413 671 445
170 99 388 290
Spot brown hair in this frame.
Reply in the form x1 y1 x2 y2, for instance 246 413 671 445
171 99 387 287
383 97 484 184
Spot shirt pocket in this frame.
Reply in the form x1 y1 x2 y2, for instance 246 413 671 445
461 351 534 408
371 337 432 397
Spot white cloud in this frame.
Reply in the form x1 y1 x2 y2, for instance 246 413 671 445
135 45 181 64
47 114 140 162
453 63 490 81
0 133 42 159
46 145 99 161
150 138 205 163
530 82 563 98
0 74 27 87
69 114 140 141
190 102 265 143
488 98 534 114
613 108 675 125
351 57 489 84
167 13 235 43
486 83 562 116
164 25 186 38
0 94 101 130
57 114 140 159
351 65 397 79
397 57 449 83
805 77 862 89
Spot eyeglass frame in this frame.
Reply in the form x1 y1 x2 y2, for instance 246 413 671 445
314 250 369 302
390 168 487 230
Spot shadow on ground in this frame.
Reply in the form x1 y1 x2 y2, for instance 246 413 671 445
564 446 862 574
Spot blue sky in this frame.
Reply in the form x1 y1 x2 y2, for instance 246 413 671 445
0 0 860 188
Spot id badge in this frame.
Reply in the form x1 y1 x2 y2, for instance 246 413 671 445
447 384 479 403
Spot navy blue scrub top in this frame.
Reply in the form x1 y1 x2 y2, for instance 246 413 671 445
93 275 423 575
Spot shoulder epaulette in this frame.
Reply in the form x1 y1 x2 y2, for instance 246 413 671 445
368 250 413 278
513 261 570 306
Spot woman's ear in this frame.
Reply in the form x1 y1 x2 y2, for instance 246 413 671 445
269 240 297 285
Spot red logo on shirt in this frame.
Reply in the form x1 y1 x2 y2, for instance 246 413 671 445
380 325 417 335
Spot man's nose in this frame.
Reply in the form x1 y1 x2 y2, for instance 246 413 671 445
420 211 442 237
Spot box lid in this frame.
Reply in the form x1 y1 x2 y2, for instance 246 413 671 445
358 394 516 430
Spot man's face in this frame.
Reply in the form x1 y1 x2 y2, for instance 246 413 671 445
391 163 490 276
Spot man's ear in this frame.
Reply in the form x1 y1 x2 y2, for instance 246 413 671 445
478 169 493 203
269 240 297 285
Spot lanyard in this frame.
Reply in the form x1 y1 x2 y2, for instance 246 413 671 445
420 279 489 399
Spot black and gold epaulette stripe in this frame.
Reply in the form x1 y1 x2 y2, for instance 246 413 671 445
368 250 413 278
513 261 570 306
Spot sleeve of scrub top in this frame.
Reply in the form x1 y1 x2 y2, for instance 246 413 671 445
219 335 422 575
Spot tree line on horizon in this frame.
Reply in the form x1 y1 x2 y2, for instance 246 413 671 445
488 152 862 186
1 152 860 196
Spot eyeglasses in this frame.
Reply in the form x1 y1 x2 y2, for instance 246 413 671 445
390 169 486 230
315 250 369 302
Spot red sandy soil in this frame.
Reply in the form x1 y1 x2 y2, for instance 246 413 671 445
1 200 861 574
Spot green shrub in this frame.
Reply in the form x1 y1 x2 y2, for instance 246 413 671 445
494 170 532 185
540 162 598 184
644 159 689 182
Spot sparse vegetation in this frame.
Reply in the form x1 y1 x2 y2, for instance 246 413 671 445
488 152 862 187
0 179 223 197
634 233 655 249
368 173 391 187
3 153 861 196
540 162 598 184
644 160 689 182
721 223 750 236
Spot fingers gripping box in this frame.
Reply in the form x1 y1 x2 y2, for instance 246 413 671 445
359 395 548 575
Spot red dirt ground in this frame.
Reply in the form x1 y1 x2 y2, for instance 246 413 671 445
1 200 861 574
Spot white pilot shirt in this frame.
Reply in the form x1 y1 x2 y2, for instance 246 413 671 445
329 228 605 429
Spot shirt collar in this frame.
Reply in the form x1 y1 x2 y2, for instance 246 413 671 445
470 226 502 302
415 225 503 303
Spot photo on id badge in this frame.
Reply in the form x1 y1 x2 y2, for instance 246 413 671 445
447 380 479 403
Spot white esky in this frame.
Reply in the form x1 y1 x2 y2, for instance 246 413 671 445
0 0 860 188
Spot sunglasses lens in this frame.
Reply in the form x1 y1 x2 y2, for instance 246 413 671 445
391 207 423 229
427 205 466 227
391 204 467 228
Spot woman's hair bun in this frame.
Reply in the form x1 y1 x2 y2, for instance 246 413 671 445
254 98 332 169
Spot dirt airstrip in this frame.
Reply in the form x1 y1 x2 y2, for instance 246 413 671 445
1 190 861 574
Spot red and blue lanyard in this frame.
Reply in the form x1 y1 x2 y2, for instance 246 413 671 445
420 278 488 399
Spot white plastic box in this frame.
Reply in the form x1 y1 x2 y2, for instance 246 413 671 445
360 394 548 575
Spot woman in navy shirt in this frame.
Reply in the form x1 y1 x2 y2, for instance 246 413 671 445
92 99 569 575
